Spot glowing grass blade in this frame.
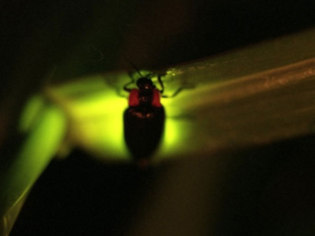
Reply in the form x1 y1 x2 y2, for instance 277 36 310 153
0 105 66 234
18 95 45 133
15 28 315 165
42 26 315 161
45 75 131 161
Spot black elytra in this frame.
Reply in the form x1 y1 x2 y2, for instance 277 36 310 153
123 74 166 164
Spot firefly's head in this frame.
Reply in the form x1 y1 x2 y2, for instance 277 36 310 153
136 77 155 90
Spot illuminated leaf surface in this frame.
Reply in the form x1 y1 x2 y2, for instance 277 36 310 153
1 28 315 235
0 106 66 234
43 28 315 162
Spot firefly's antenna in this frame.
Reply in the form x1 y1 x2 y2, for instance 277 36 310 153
124 57 143 77
123 57 145 92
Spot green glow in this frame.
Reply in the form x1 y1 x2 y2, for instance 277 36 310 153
69 92 129 160
1 105 66 233
45 72 194 162
155 95 195 161
3 28 315 233
47 75 131 161
18 95 45 133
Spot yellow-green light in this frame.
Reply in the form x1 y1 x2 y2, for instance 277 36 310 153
1 105 66 233
44 72 194 162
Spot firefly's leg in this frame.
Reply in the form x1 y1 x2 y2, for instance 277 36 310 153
162 83 195 98
157 74 165 94
123 72 137 92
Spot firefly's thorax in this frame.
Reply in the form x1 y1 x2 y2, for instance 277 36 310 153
128 77 162 108
138 89 153 107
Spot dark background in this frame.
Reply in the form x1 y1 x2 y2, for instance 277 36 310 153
1 0 314 235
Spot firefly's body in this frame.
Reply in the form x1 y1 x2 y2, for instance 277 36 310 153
123 77 165 163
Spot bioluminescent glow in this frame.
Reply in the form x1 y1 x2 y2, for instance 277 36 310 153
16 56 315 165
1 105 66 233
156 97 194 160
45 74 133 161
41 72 196 162
2 106 66 206
14 30 315 165
18 95 45 133
67 90 129 160
3 28 315 234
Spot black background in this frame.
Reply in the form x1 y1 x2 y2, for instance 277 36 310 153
1 0 314 235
